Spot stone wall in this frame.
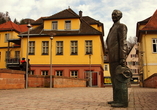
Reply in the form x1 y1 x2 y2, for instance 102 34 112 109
0 69 25 89
28 75 86 88
28 75 50 88
144 73 157 88
0 69 87 89
53 76 86 88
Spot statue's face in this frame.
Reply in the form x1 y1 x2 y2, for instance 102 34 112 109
112 11 121 23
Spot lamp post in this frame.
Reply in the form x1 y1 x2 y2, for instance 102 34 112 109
25 23 31 89
50 36 53 88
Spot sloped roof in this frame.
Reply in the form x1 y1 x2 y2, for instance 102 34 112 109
137 16 151 25
0 21 28 33
44 8 80 20
21 18 102 36
82 16 103 26
141 10 157 30
31 17 47 25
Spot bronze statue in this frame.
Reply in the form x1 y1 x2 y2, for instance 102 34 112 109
106 10 132 107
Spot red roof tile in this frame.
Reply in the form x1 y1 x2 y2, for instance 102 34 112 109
0 21 28 33
142 10 157 30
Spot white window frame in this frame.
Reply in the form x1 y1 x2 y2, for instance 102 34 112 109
70 70 78 78
56 70 63 76
65 20 71 30
104 65 108 71
42 41 49 55
52 21 58 30
41 70 48 75
29 70 34 75
85 40 92 54
29 41 35 55
152 39 157 53
56 41 63 55
71 41 78 55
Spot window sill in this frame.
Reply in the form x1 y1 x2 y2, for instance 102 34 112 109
29 53 35 55
56 53 63 55
71 53 78 55
42 53 48 55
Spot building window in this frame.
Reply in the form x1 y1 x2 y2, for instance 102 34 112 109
104 65 108 71
56 70 63 76
56 41 63 55
52 21 58 30
65 21 71 30
29 41 35 55
71 41 78 55
41 70 48 75
15 51 20 59
5 33 10 42
29 70 34 75
70 70 78 78
42 41 49 55
85 40 92 54
152 39 157 53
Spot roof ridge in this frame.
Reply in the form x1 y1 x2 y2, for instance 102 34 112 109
67 8 80 17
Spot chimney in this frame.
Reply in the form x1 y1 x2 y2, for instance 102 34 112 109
79 10 82 18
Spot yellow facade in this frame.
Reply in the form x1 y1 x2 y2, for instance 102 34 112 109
140 34 157 79
44 19 80 30
0 31 19 47
21 35 104 67
0 31 20 68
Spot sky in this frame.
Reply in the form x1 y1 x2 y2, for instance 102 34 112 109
1 0 157 40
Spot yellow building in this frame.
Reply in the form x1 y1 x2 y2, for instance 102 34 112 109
136 9 157 87
18 8 105 87
103 50 111 86
0 21 27 69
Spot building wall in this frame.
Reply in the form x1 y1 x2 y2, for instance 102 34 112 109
126 44 139 83
21 35 104 66
103 63 111 85
141 34 157 80
44 19 80 30
0 31 20 68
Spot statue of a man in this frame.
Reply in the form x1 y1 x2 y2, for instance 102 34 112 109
106 10 131 107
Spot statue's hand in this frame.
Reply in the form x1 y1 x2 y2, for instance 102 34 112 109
120 59 126 67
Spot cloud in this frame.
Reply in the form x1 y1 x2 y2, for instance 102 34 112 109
1 0 157 40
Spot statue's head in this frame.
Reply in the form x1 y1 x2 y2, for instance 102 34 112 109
112 10 122 23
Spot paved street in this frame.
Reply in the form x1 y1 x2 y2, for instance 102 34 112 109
0 87 157 110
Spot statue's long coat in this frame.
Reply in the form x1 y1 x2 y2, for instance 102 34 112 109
106 22 128 63
106 22 128 102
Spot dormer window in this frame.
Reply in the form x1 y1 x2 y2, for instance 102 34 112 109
52 21 58 30
65 20 71 30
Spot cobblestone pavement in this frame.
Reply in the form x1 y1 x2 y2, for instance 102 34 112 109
0 87 157 110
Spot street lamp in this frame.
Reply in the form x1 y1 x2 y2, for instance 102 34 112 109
25 22 31 89
50 36 53 88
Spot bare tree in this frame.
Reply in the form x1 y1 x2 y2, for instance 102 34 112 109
0 11 11 24
0 12 6 24
127 36 137 49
